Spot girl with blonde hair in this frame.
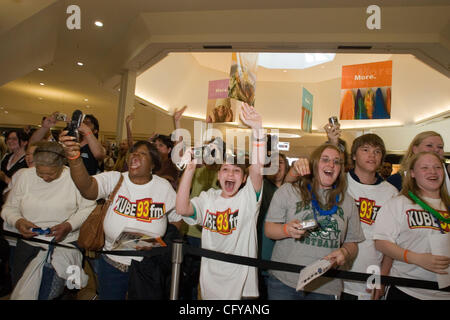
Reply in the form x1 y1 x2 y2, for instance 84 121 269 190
387 131 446 192
374 152 450 300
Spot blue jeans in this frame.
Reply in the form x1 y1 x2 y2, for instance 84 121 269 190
267 274 336 300
97 255 129 300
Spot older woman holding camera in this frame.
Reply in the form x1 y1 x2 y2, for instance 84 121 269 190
1 141 96 299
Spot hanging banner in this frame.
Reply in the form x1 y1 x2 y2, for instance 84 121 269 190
206 79 236 123
301 87 313 133
340 60 392 120
228 52 258 106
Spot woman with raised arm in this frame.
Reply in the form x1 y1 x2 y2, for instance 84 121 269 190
59 132 182 300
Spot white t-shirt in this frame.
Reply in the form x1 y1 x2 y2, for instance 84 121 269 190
2 168 26 246
94 172 181 266
1 167 96 244
343 173 398 299
183 177 262 300
373 195 450 300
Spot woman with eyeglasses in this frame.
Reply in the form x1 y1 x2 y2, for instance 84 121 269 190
374 152 450 300
0 130 29 209
265 144 365 300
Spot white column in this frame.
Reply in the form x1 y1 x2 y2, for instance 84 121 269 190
116 70 136 144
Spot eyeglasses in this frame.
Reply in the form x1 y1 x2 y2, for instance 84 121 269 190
320 157 343 166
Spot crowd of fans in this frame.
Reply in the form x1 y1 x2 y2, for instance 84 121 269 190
0 106 448 301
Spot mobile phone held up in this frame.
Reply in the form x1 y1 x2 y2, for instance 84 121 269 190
65 109 84 142
328 116 339 127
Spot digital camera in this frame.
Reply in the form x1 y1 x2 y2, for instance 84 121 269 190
175 137 224 170
296 219 318 231
55 112 67 122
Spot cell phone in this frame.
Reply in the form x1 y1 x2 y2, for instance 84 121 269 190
31 227 51 235
65 109 84 141
328 116 339 127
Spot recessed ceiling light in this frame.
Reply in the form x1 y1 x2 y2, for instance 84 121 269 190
94 21 103 27
38 97 43 100
39 82 45 86
86 105 90 108
37 68 44 72
77 62 84 66
84 98 88 102
4 111 8 114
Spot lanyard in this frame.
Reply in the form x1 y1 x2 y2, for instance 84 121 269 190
307 184 340 223
408 191 449 234
408 191 450 223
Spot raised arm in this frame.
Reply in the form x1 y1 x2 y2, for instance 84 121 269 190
59 130 99 200
175 151 196 217
283 158 310 183
78 122 106 161
125 113 135 149
240 103 264 193
29 113 57 143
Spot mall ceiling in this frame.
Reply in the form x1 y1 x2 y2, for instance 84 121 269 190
0 0 449 154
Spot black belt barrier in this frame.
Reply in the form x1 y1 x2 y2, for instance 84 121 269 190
2 230 449 293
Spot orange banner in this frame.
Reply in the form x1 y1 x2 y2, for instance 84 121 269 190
340 60 392 120
341 60 392 89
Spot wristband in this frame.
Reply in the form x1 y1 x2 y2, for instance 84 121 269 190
253 142 266 147
67 151 80 160
403 249 409 264
283 224 290 238
84 131 93 136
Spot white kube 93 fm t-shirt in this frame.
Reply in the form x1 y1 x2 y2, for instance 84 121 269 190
184 177 262 300
95 172 181 266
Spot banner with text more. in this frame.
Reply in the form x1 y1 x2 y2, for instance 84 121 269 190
301 87 313 133
340 60 392 120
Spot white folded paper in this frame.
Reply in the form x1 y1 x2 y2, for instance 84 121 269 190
428 233 450 289
296 258 332 291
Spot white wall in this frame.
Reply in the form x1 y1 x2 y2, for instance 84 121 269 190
135 53 450 153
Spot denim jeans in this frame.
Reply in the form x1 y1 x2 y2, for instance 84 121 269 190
97 255 129 300
267 274 336 300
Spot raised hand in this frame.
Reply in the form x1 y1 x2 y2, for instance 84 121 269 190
59 130 81 159
324 122 341 145
126 113 135 124
42 113 58 129
239 102 262 129
173 105 187 124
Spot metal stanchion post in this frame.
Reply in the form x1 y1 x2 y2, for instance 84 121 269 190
170 239 184 300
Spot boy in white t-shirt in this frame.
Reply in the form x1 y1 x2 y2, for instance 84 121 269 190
325 125 398 299
341 133 398 300
176 103 265 300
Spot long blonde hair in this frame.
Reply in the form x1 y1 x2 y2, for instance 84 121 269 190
293 144 346 209
401 151 450 209
400 131 443 173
